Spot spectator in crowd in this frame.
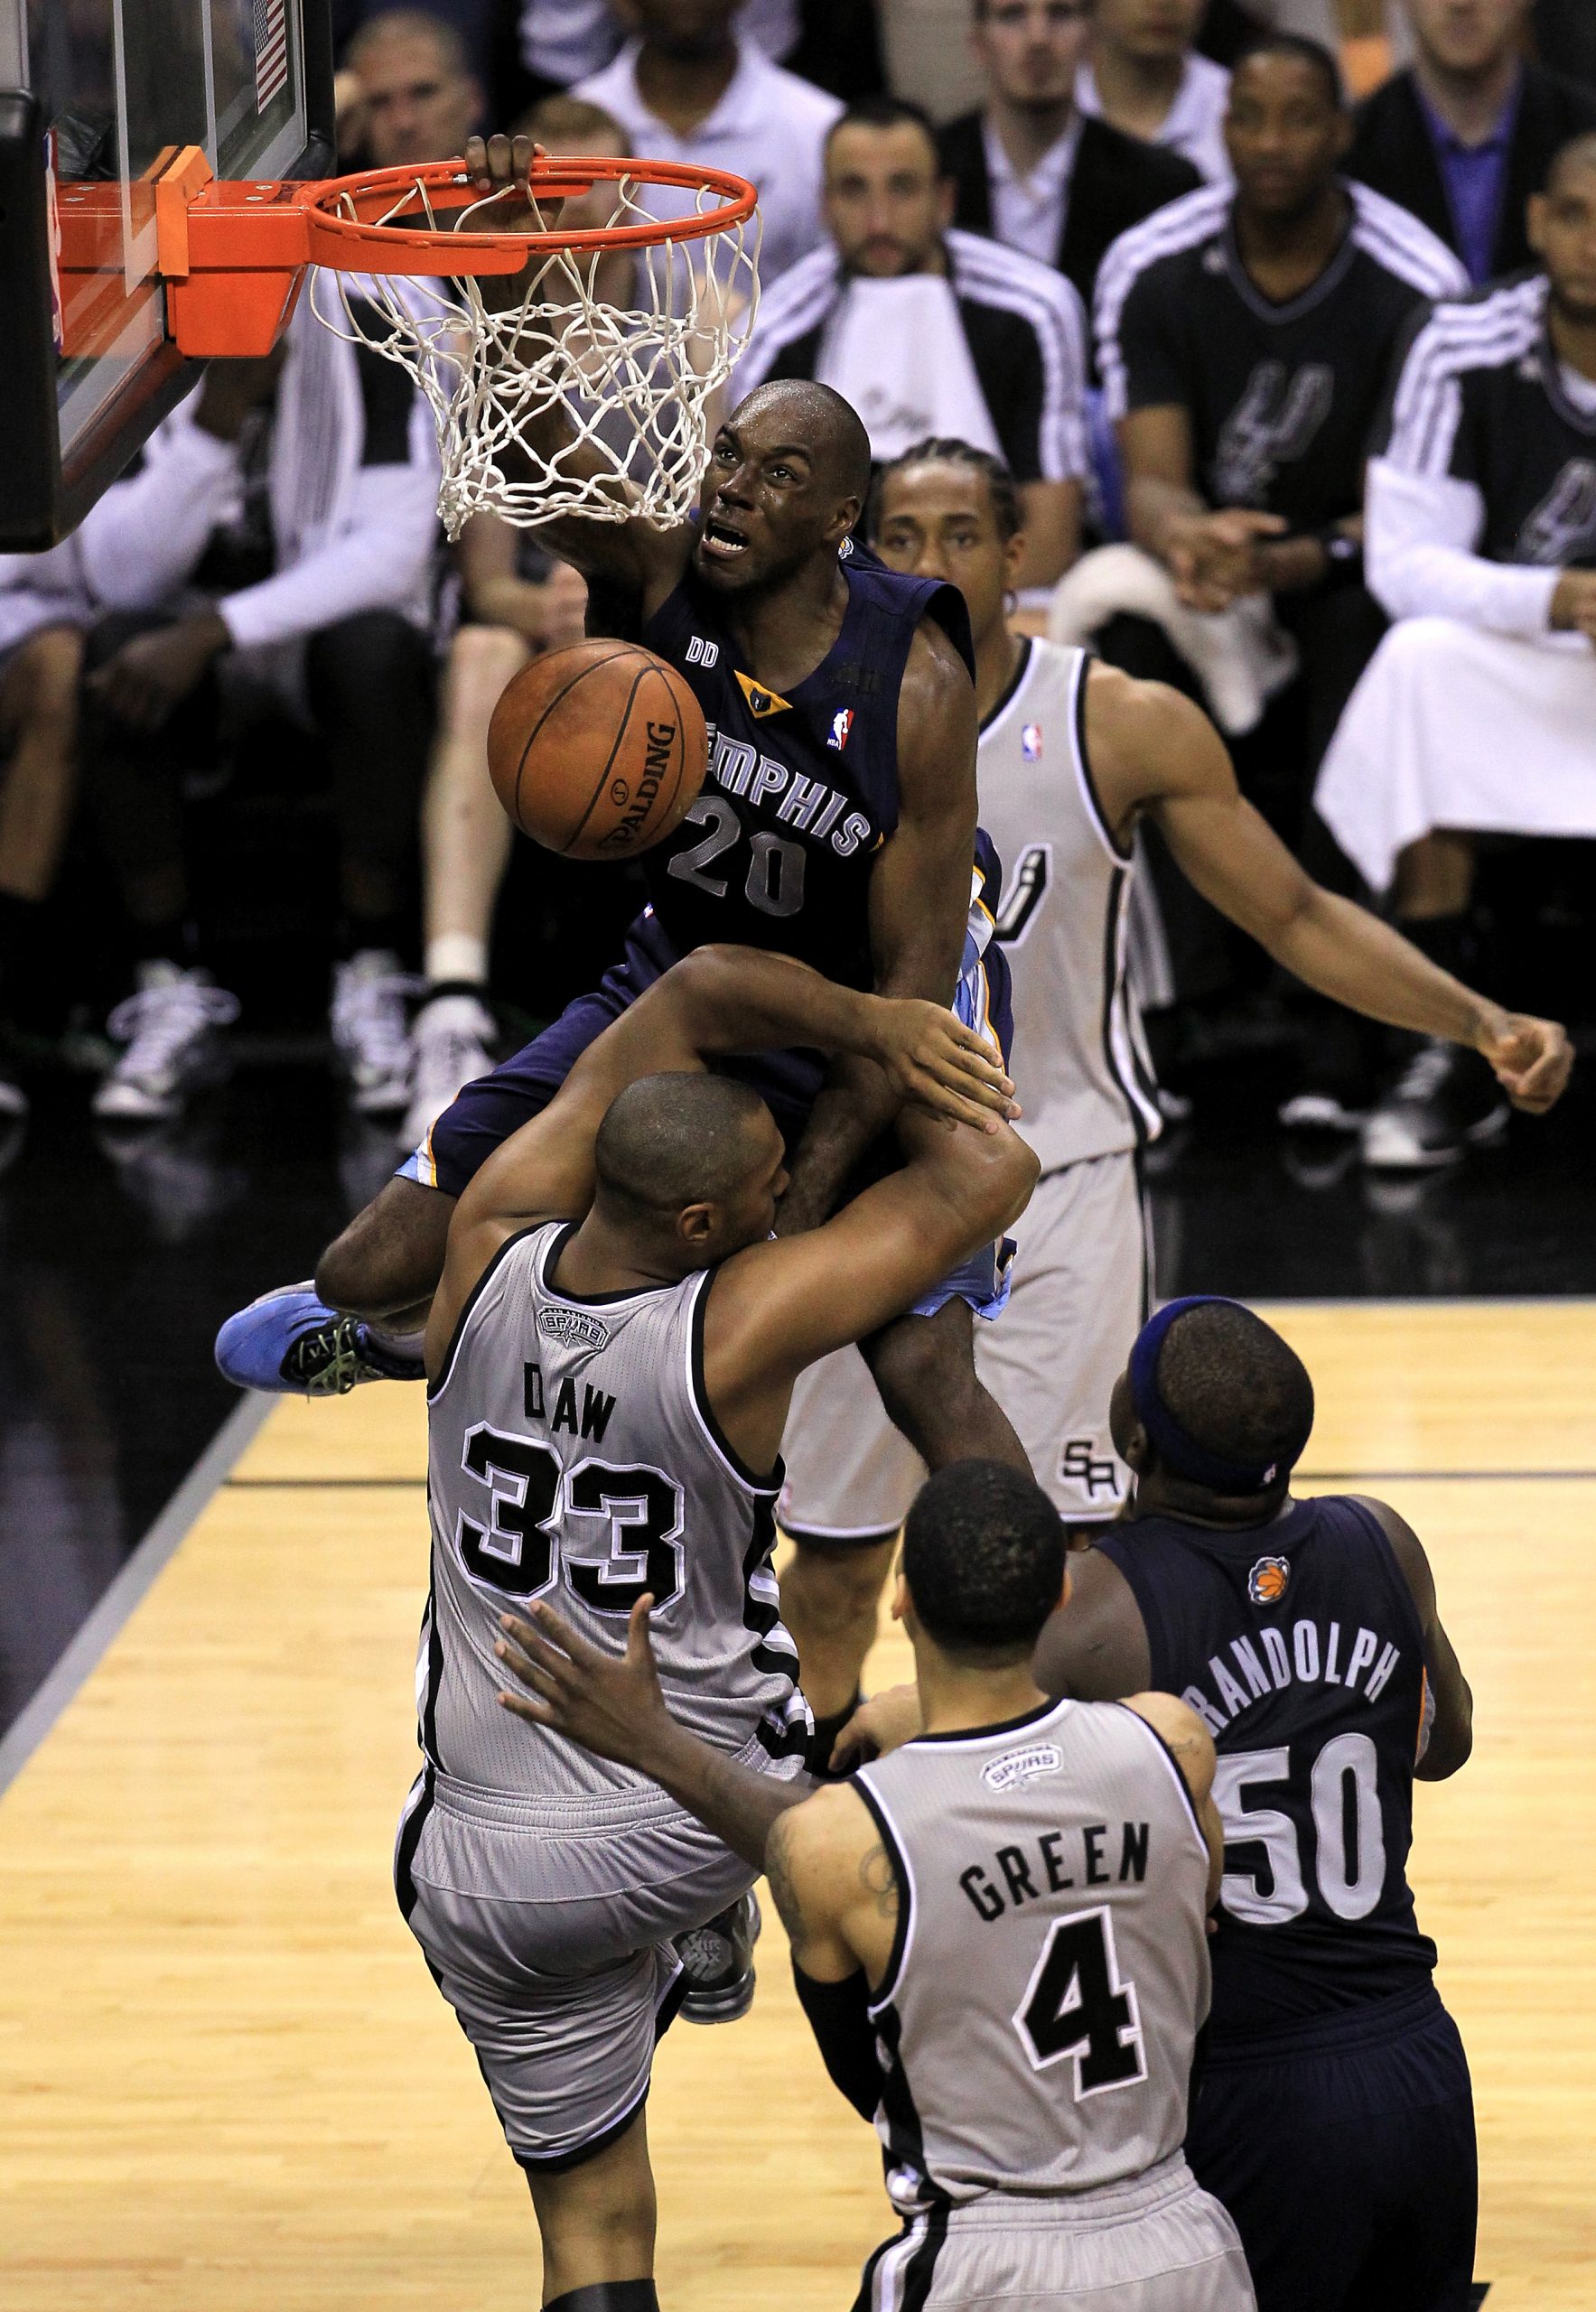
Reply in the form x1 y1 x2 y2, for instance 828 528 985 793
572 0 842 283
1347 0 1596 283
1317 133 1596 1166
0 579 89 1126
938 0 1202 312
333 0 507 103
1078 0 1235 182
70 296 440 1127
334 6 484 168
1082 35 1464 1119
520 0 799 97
738 98 1089 587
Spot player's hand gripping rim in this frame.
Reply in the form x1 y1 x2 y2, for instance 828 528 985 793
867 999 1019 1133
496 1594 670 1769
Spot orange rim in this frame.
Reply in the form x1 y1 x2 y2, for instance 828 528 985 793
294 154 759 275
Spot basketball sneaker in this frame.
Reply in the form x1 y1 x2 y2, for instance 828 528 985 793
92 964 239 1122
1360 1039 1509 1170
674 1890 761 2024
331 951 416 1115
215 1282 426 1395
401 985 496 1151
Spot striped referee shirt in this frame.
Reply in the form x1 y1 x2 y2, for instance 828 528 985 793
1366 270 1596 635
1096 180 1465 532
734 228 1089 484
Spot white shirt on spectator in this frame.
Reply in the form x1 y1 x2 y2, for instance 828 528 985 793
66 276 440 656
521 0 798 88
1076 52 1231 183
981 115 1083 266
574 38 841 284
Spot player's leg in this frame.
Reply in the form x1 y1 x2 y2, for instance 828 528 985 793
778 1345 925 1762
860 1295 1031 1476
305 610 434 1115
404 621 526 1150
525 2114 658 2307
974 1153 1148 1530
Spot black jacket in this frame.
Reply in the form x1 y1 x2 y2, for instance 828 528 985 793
937 109 1201 311
1346 62 1596 279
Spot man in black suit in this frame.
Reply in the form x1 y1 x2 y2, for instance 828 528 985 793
1347 0 1596 283
938 0 1200 311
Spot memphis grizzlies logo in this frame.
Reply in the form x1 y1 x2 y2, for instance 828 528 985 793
1516 459 1596 567
1247 1554 1291 1607
1215 360 1335 506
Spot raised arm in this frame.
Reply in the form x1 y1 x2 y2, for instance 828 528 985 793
775 615 981 1233
1087 667 1573 1113
1350 1496 1473 1779
425 944 1016 1373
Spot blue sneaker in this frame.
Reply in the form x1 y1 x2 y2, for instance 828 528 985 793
215 1281 425 1396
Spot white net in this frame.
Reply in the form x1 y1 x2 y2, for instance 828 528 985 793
309 171 761 541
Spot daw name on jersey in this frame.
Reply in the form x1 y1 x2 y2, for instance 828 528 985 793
959 1818 1153 1922
1179 1618 1404 1738
705 722 875 855
523 1361 618 1443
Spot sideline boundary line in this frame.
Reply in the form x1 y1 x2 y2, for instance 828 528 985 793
0 1393 275 1799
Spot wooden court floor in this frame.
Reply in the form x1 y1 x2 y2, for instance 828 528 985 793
1 1301 1593 2310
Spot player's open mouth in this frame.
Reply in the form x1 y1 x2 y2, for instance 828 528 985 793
701 519 749 558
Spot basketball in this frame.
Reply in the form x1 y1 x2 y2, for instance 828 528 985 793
486 640 707 862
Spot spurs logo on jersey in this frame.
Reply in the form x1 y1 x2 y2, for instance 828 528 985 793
981 639 1161 1167
422 1219 805 1805
854 1699 1212 2209
1380 273 1596 572
1214 359 1336 506
1517 458 1596 565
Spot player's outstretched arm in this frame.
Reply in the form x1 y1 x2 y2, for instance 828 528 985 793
425 946 1015 1376
495 1594 809 1864
1349 1497 1474 1779
776 616 982 1233
1091 670 1573 1114
458 133 692 615
703 1106 1040 1470
1121 1692 1224 1908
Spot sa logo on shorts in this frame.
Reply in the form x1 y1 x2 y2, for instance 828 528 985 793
1247 1554 1291 1607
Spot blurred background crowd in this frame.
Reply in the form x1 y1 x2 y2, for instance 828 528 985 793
3 0 1594 1202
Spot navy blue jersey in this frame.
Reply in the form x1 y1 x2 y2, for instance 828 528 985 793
641 548 975 991
1098 1496 1437 2043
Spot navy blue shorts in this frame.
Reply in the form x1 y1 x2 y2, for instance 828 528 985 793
1187 1985 1478 2312
400 908 1017 1320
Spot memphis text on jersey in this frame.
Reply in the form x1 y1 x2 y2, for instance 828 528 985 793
703 720 876 856
1179 1615 1405 1738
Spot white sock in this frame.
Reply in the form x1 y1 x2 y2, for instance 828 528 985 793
425 933 489 989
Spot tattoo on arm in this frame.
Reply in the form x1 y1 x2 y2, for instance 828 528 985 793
763 1811 808 1954
858 1841 900 1922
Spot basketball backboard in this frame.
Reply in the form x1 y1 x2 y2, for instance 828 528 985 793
0 0 333 548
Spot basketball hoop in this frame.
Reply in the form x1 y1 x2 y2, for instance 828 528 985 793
52 149 760 540
306 156 761 538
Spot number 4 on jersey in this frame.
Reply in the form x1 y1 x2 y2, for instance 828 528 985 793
1013 1906 1147 2097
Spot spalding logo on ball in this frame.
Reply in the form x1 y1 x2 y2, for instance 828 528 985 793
487 639 709 862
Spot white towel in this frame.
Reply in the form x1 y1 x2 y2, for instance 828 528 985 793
1046 543 1299 735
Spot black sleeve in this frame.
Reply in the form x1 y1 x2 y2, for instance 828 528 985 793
791 1962 881 2121
1115 264 1190 414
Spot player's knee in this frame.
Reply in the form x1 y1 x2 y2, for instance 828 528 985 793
863 1307 982 1430
784 1537 894 1632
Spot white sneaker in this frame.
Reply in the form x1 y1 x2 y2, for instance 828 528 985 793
331 950 417 1115
93 964 239 1122
400 989 496 1150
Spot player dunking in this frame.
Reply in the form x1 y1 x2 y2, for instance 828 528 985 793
775 438 1572 1750
217 135 1031 1521
407 941 1031 2307
494 1460 1255 2311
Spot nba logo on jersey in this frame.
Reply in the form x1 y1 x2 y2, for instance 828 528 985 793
1247 1554 1292 1606
1022 722 1043 761
828 707 854 752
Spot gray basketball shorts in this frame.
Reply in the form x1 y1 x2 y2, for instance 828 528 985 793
779 1151 1150 1536
854 2158 1255 2311
393 1761 789 2170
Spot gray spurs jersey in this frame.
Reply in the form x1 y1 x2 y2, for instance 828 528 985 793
422 1219 807 1804
980 639 1162 1169
854 1696 1211 2211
